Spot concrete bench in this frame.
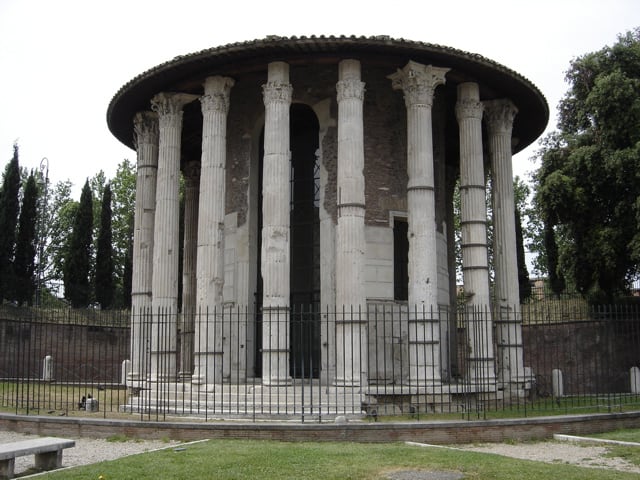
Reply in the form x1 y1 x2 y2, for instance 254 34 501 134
0 437 75 479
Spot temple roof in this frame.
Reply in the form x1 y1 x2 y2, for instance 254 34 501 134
107 35 549 152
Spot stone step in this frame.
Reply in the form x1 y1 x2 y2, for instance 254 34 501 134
120 398 364 419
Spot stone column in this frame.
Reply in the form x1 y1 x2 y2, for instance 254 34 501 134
390 61 449 386
179 161 199 381
129 111 158 385
335 59 367 387
192 76 234 386
261 62 292 386
149 92 197 382
455 82 495 388
484 99 524 387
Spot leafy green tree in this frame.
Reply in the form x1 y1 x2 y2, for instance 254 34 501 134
453 175 533 301
0 144 21 302
13 172 38 305
95 183 114 309
122 242 133 309
512 176 534 297
515 207 531 302
88 170 106 290
42 180 76 293
533 28 640 301
110 159 136 307
64 180 93 307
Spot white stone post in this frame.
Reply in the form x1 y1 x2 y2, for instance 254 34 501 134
389 61 449 386
121 359 131 386
261 62 293 386
552 368 564 398
334 59 367 387
456 82 496 389
485 99 525 388
630 366 640 394
42 355 53 381
179 161 199 381
130 111 158 385
191 76 234 387
149 92 197 382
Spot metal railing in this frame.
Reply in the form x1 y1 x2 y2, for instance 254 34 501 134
1 303 640 422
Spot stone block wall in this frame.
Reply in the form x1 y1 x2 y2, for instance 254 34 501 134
0 319 128 384
523 319 640 395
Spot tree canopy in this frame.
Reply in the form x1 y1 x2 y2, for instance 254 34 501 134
95 183 114 309
0 144 21 302
110 159 136 307
533 28 640 301
64 180 93 307
13 172 39 305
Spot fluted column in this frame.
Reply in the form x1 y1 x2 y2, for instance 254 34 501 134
149 92 197 382
179 161 199 381
191 76 234 386
335 59 367 387
456 83 495 388
129 111 158 385
484 99 524 387
389 61 449 386
261 62 292 386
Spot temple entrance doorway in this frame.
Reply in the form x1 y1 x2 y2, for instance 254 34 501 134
255 104 321 379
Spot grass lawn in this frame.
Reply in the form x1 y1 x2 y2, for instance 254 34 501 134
586 428 640 468
39 439 640 480
591 429 640 443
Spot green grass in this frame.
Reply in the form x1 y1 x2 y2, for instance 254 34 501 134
591 429 640 443
584 428 640 468
367 395 640 423
37 439 640 480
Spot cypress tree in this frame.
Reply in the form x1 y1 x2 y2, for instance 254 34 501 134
515 207 532 303
14 172 39 305
64 180 93 308
122 239 133 309
0 144 21 302
95 183 114 309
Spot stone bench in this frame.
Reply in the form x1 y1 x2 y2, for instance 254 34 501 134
0 437 75 479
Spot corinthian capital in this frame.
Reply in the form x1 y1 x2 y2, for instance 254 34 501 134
455 98 484 121
336 79 365 102
388 61 449 107
483 99 518 135
150 92 198 117
133 111 159 148
262 81 293 106
201 76 235 114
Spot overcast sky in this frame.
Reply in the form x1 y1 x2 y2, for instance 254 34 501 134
0 0 638 196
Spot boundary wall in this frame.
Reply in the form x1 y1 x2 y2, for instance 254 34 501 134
1 411 640 444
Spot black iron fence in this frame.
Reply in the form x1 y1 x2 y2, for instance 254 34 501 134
1 303 640 422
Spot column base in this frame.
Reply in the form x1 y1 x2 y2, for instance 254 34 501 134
261 377 292 387
333 376 364 388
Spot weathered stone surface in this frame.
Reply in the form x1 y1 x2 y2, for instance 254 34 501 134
112 36 547 393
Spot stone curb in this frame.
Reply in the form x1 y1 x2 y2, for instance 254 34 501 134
554 433 640 447
3 411 640 444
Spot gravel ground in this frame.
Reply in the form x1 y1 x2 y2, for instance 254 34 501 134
1 430 639 477
0 430 182 477
454 440 640 474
